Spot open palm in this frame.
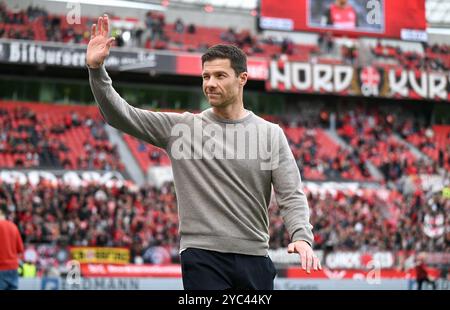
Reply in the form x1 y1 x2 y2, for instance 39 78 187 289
86 15 115 68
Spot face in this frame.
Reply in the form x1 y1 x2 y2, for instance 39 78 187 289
337 0 348 6
202 58 247 108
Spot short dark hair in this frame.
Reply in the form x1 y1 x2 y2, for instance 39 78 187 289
201 44 247 76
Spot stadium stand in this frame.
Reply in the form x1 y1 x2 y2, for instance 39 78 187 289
0 101 124 171
0 1 449 290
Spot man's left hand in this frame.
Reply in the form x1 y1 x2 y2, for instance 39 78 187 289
287 240 322 273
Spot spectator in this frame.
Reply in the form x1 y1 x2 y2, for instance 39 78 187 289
0 204 24 290
186 23 196 34
415 253 437 290
174 18 184 34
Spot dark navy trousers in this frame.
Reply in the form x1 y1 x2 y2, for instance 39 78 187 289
180 248 277 290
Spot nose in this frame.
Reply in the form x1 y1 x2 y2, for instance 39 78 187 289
205 76 217 89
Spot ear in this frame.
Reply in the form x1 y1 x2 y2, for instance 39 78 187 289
239 72 248 86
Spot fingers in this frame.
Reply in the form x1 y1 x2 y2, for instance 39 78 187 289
103 14 109 36
106 37 115 48
299 249 307 271
306 251 313 274
91 15 109 39
97 16 103 37
290 241 322 273
91 23 96 39
287 243 295 254
313 256 319 271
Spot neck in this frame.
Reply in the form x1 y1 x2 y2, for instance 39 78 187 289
212 98 247 121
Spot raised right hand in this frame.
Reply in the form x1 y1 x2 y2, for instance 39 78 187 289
86 14 115 69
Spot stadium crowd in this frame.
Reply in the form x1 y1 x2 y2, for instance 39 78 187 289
0 105 124 171
1 177 447 268
1 2 449 69
0 181 179 260
286 127 372 181
337 108 442 182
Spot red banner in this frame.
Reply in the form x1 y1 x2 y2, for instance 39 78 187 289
80 264 182 278
260 0 426 40
287 268 441 279
176 54 268 80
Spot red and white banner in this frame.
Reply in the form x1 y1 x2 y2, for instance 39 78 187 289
267 61 450 101
80 264 182 278
287 268 441 279
325 252 395 269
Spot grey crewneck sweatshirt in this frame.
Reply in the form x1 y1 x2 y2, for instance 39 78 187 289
89 66 313 256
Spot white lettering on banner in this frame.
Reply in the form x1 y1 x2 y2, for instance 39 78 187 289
260 17 294 31
36 46 45 64
372 252 394 268
326 252 361 269
270 61 353 93
334 66 354 92
247 62 268 80
429 73 447 100
87 264 107 274
29 44 35 62
292 63 311 90
401 29 428 42
325 252 394 269
270 60 291 90
408 71 427 98
61 278 139 290
389 70 408 97
270 61 449 100
389 69 448 99
8 42 85 67
105 56 120 67
0 170 125 187
46 50 55 65
313 64 333 92
62 51 72 66
5 41 155 69
9 41 20 62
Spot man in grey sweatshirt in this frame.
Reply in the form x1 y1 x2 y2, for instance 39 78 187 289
87 15 321 290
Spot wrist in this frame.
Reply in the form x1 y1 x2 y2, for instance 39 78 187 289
86 57 103 69
87 62 102 69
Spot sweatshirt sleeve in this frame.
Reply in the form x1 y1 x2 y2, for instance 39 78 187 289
271 126 314 246
88 65 181 149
